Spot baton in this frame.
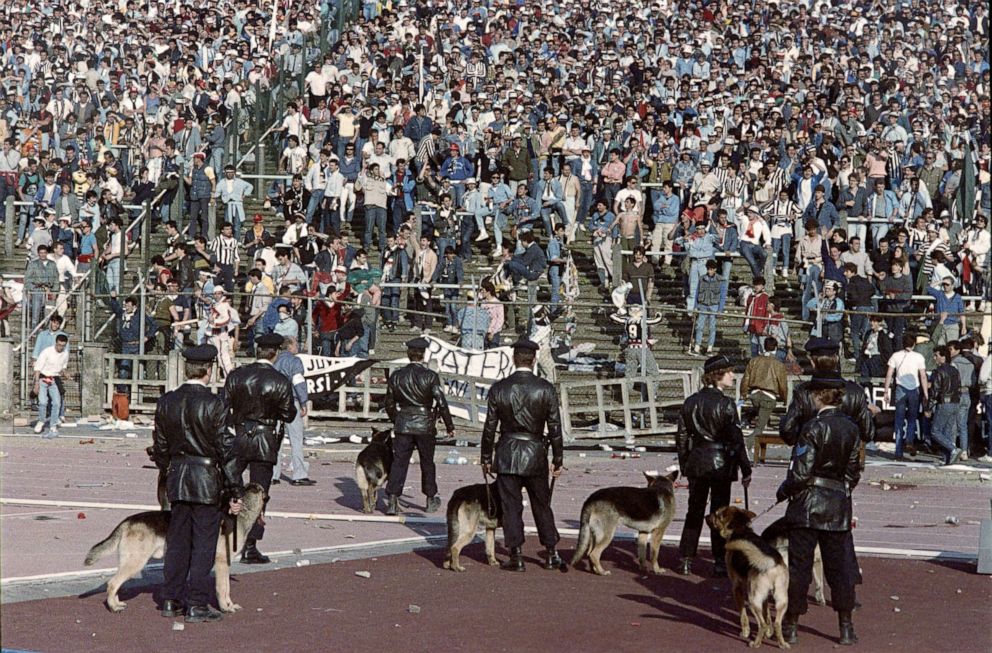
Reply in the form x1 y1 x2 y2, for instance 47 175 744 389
744 485 749 512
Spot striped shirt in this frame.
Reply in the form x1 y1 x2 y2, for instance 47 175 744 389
210 235 240 265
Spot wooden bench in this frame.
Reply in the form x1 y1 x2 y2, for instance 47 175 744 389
754 435 866 468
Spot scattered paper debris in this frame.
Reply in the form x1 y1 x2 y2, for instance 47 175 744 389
296 560 311 567
407 605 421 614
890 596 899 601
125 433 137 439
172 623 185 631
893 607 901 613
945 515 960 526
355 571 371 579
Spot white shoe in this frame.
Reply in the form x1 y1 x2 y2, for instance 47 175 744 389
978 455 992 463
578 223 587 232
43 428 58 440
704 345 713 354
34 421 45 434
474 230 489 242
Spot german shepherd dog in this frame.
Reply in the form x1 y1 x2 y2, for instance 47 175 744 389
355 429 394 514
707 506 790 649
442 482 502 572
761 517 825 606
571 470 679 575
145 446 169 511
83 483 266 614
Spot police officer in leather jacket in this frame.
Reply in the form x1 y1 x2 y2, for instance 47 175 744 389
481 338 564 572
781 338 876 448
778 371 862 646
152 345 243 623
223 333 296 564
383 337 455 515
676 355 751 577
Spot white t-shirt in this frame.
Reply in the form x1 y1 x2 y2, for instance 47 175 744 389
888 350 927 390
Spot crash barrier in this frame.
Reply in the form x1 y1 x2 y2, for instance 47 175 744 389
559 372 696 441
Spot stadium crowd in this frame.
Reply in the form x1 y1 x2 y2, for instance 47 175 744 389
2 1 990 453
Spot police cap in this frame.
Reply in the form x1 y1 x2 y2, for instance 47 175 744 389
804 337 840 355
257 333 284 347
512 337 539 352
406 337 430 350
182 344 218 362
703 354 733 374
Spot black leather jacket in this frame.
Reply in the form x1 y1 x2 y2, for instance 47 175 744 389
927 363 960 413
777 407 861 531
676 387 751 481
224 360 297 464
152 382 242 505
481 370 563 476
781 380 875 445
384 362 454 436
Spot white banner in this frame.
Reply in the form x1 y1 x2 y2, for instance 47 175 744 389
298 355 376 397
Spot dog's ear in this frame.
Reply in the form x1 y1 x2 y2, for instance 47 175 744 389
643 470 658 484
745 510 757 521
666 469 680 482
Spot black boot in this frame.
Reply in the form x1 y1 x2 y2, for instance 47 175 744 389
838 611 858 645
712 561 728 578
500 547 525 572
185 605 224 623
240 540 270 565
385 494 399 516
542 548 564 571
677 557 692 575
782 614 799 645
425 495 441 513
160 599 184 618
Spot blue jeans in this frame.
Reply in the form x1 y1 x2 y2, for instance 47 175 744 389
849 307 872 356
541 202 568 235
717 259 733 310
38 378 62 428
694 304 718 347
930 402 959 463
343 331 369 359
504 259 541 283
363 206 387 250
740 241 767 279
893 386 920 457
442 292 458 327
306 190 324 223
772 234 792 271
956 395 970 452
383 290 401 323
800 264 821 321
686 259 706 311
549 265 561 305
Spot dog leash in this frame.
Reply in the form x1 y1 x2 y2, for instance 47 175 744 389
482 466 496 518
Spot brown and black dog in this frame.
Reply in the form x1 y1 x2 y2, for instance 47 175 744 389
571 471 679 576
355 429 394 513
442 482 502 572
707 506 790 649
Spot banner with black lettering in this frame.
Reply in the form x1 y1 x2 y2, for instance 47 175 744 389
298 355 377 398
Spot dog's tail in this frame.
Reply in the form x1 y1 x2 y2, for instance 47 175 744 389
83 521 126 566
570 503 593 566
726 539 779 572
442 497 458 568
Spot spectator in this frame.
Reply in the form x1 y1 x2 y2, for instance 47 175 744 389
24 243 59 328
884 334 930 461
432 246 464 334
926 346 963 465
691 260 721 356
927 276 966 345
947 341 975 461
739 336 789 461
859 315 895 380
33 334 71 439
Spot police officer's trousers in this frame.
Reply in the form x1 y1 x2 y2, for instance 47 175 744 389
788 528 857 615
162 501 222 607
386 433 437 499
497 473 560 549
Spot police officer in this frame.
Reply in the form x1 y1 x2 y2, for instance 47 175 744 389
151 345 242 623
780 337 876 448
480 338 564 572
778 370 862 646
383 337 455 515
224 333 296 564
676 355 751 577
